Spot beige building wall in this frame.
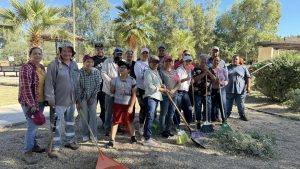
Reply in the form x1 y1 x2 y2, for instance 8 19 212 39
258 47 274 62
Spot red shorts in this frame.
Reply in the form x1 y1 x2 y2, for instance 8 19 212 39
112 103 135 124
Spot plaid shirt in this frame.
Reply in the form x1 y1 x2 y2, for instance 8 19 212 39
76 68 101 102
18 62 45 108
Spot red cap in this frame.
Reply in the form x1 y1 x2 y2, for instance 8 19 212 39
29 111 46 126
164 55 173 62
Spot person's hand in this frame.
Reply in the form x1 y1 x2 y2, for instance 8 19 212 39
246 87 251 95
128 106 134 114
28 106 37 114
169 89 175 96
185 75 191 82
48 100 55 107
88 97 95 105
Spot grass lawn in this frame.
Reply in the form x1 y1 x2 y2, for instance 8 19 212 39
0 85 18 106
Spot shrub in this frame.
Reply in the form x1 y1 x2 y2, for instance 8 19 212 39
210 127 275 158
284 89 300 111
251 52 300 102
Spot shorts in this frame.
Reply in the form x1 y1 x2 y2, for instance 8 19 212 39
112 103 135 124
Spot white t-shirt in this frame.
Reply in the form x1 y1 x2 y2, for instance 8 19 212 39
176 66 191 91
112 76 136 105
134 60 149 90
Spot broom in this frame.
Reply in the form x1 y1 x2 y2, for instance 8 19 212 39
200 75 214 133
218 83 232 131
77 108 128 169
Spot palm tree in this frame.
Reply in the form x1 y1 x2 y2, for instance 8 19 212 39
0 0 69 47
114 0 158 60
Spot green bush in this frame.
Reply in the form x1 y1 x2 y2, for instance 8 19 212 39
251 52 300 102
210 127 275 158
284 89 300 111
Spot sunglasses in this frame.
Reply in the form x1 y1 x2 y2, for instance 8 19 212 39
142 52 149 54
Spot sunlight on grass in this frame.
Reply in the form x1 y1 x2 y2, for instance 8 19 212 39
0 85 18 106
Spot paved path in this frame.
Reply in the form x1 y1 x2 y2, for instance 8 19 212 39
0 104 49 127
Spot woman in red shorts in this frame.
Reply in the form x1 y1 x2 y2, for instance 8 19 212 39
106 61 137 148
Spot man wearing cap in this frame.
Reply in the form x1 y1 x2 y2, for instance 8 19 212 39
134 48 150 135
143 55 168 146
208 46 226 69
101 48 123 136
174 50 195 70
174 55 194 129
157 45 166 70
76 55 101 142
45 42 80 158
93 43 107 125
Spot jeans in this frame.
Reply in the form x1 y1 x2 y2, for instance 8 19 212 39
104 95 114 131
53 104 76 150
144 97 159 140
173 91 193 126
97 89 106 123
22 102 45 153
194 95 212 122
159 94 177 132
211 88 227 122
226 93 246 117
80 99 97 139
137 88 148 125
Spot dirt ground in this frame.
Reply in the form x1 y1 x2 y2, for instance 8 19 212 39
0 105 299 169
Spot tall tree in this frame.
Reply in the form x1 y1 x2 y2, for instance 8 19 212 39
215 0 281 62
0 0 69 47
114 0 158 60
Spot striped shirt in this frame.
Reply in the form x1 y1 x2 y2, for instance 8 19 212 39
77 68 101 101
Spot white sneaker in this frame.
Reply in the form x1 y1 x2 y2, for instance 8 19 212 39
82 136 89 143
142 138 158 147
138 127 144 135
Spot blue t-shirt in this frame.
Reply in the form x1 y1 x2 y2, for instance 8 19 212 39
112 76 136 105
226 65 251 94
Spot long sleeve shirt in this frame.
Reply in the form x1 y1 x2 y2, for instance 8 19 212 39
44 59 80 106
18 62 45 108
134 60 149 90
144 68 163 101
101 57 118 96
76 68 101 102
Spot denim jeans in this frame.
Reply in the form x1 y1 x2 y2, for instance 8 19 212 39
137 88 148 125
53 104 76 150
159 94 177 132
194 95 212 122
21 102 45 153
173 91 193 126
143 97 159 140
211 88 227 122
97 90 106 123
226 93 246 117
104 95 114 131
80 99 97 139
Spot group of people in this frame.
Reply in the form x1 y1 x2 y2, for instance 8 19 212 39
18 42 251 164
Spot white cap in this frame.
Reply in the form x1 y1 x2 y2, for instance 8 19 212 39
212 46 219 51
183 55 193 61
140 48 149 54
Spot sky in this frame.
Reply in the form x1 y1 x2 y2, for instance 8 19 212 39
0 0 299 37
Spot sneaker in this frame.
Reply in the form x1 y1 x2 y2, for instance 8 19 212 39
117 128 125 135
32 144 46 153
138 127 144 135
142 138 158 147
240 116 249 121
23 152 37 164
160 131 169 138
48 150 61 159
65 142 80 150
167 131 174 137
130 136 138 144
105 140 114 148
82 136 89 143
196 122 201 129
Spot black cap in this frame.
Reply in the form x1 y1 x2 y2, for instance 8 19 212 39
117 60 130 69
158 45 166 49
95 43 104 48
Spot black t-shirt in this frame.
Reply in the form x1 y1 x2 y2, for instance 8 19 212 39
93 55 107 69
128 60 136 79
192 67 215 96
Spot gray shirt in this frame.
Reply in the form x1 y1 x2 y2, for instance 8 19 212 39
112 76 136 105
226 64 251 94
44 59 80 106
159 68 179 95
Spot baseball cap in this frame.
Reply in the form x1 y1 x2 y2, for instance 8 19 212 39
158 45 166 49
183 55 193 61
163 55 173 62
212 46 219 51
83 54 93 62
58 41 76 56
150 55 160 61
114 48 123 54
117 60 130 69
94 43 104 48
29 111 46 126
141 48 149 54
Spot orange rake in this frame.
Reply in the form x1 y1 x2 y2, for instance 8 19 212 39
78 108 128 169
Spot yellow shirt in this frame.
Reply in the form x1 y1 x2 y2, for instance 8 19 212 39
36 67 45 102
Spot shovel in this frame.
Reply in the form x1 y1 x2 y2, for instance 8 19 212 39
77 108 128 169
